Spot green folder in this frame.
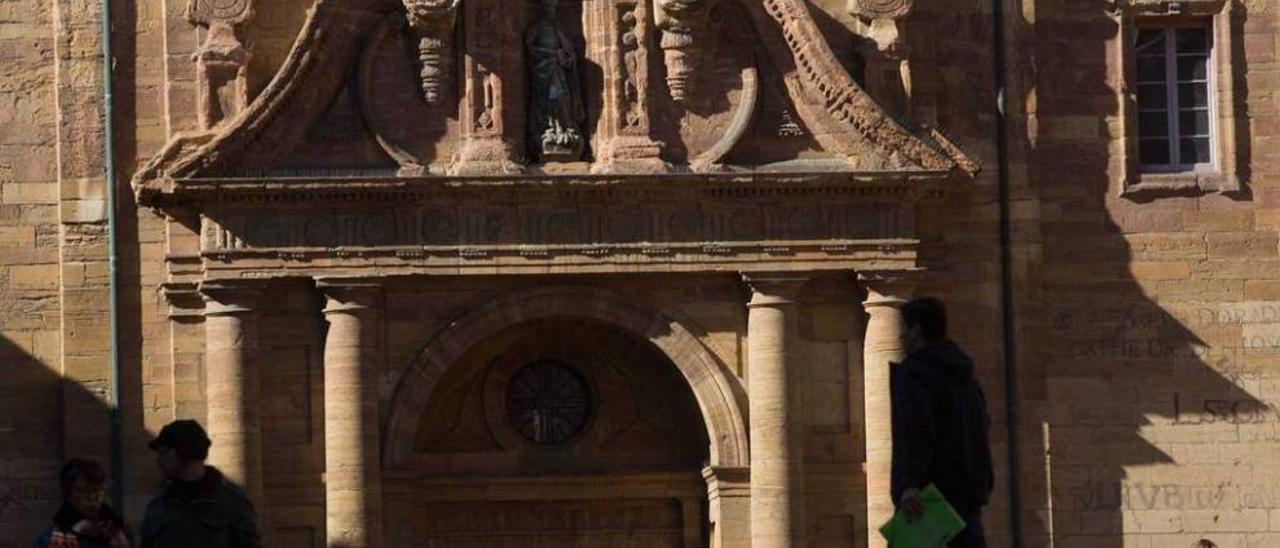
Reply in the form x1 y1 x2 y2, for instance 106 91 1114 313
878 484 967 548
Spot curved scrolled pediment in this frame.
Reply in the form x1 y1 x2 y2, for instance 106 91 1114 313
132 0 976 204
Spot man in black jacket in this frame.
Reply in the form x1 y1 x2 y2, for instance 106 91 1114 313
140 419 262 548
891 297 994 548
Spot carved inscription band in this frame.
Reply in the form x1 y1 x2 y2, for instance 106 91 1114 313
201 202 911 251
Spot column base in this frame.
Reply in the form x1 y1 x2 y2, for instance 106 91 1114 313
450 136 524 176
591 136 669 174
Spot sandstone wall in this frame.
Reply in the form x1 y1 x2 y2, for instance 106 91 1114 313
1014 1 1280 545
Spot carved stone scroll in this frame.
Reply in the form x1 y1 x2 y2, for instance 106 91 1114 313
590 0 667 173
692 6 759 171
186 0 255 129
402 0 461 106
656 0 710 105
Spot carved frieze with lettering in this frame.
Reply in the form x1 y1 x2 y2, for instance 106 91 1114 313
199 192 912 251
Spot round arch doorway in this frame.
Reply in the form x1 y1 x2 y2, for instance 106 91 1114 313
383 318 712 548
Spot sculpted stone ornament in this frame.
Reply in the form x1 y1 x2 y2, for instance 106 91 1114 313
656 0 710 105
849 0 913 118
847 0 912 19
187 0 255 129
402 0 461 105
526 0 586 162
588 0 668 173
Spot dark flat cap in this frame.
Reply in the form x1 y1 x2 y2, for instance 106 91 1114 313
148 419 211 457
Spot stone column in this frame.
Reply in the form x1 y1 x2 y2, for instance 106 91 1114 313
744 273 808 548
200 281 266 511
859 273 916 548
318 280 384 548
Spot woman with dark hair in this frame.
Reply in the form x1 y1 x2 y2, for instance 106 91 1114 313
35 458 131 548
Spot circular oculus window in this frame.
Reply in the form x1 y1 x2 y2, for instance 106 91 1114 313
505 359 592 445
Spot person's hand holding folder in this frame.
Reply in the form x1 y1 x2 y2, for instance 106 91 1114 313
899 487 926 521
879 484 966 548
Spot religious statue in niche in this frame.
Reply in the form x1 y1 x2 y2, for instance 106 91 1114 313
526 0 586 162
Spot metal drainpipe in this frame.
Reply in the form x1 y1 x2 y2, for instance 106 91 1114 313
991 0 1023 545
100 0 124 512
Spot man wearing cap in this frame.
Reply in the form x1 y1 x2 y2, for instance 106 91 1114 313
140 419 262 548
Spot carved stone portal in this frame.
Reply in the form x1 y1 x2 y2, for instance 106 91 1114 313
526 0 586 162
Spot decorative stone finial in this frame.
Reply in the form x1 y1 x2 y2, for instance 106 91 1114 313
402 0 462 105
656 0 710 105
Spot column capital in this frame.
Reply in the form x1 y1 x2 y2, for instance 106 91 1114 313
317 278 383 315
163 282 206 321
199 280 266 317
742 272 809 307
857 270 921 308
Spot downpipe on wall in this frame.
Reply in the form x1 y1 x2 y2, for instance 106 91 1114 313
991 0 1023 545
100 0 124 511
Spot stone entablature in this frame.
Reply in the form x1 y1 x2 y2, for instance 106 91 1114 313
150 172 947 280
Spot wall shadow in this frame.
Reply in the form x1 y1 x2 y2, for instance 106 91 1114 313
0 336 64 546
1010 1 1268 546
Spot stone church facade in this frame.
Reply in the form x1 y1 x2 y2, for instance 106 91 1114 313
1 0 1278 546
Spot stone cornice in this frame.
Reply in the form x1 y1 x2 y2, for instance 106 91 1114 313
140 169 963 207
197 239 921 280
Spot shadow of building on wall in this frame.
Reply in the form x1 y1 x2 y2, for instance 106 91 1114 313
1006 1 1270 546
0 332 156 546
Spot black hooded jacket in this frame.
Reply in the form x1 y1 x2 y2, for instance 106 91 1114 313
890 339 995 512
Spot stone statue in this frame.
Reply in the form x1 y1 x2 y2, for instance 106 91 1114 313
526 0 586 162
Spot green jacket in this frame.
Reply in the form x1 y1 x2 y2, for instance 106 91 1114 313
139 467 261 548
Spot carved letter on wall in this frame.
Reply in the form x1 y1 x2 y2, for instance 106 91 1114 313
656 0 709 105
186 0 255 129
403 0 461 105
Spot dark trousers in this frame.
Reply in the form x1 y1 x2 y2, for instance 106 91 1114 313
948 507 987 548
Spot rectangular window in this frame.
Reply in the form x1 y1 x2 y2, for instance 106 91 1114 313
1134 25 1215 172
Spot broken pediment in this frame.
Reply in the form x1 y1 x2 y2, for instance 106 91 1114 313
133 0 975 202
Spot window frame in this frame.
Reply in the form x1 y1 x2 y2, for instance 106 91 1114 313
1133 24 1218 174
1117 0 1244 198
